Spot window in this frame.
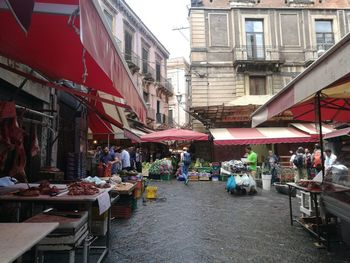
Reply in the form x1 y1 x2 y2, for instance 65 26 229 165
157 101 161 114
315 20 334 51
156 61 161 82
142 47 149 74
103 10 113 29
124 30 133 63
249 76 266 95
245 19 264 59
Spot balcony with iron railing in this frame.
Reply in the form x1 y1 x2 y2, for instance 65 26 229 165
142 62 156 81
233 45 282 62
124 50 140 70
155 76 174 95
304 43 335 66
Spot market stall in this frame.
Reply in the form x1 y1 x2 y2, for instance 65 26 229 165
251 32 350 248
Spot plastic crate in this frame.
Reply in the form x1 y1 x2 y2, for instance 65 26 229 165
161 174 171 181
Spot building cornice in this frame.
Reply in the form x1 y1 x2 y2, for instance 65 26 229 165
115 0 170 58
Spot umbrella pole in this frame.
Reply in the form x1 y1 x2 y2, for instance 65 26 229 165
316 92 325 182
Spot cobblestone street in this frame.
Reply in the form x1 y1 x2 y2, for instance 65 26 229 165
106 181 350 263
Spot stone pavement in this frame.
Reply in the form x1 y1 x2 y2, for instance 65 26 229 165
105 180 350 263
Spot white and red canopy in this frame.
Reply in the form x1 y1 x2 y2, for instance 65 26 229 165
210 127 316 146
141 128 208 142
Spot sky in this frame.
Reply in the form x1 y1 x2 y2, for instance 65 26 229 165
125 0 190 60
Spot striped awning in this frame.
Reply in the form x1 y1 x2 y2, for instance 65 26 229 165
290 123 334 136
210 127 316 146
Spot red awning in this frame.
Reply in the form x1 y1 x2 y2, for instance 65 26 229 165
87 93 141 143
210 127 316 146
141 128 208 142
0 0 146 123
251 33 350 127
324 127 350 140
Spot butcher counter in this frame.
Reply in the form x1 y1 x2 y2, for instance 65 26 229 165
0 183 119 263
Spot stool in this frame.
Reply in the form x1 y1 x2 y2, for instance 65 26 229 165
25 211 89 263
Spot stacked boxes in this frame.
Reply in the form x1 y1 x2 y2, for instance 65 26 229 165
91 207 108 236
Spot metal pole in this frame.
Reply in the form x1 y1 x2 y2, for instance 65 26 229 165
316 92 325 182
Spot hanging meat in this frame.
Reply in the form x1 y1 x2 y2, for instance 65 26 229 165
0 101 27 182
31 124 40 157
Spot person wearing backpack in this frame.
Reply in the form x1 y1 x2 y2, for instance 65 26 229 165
181 147 191 185
293 147 307 182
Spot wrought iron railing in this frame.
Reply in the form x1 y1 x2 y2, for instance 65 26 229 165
124 50 140 68
233 45 281 61
142 62 156 80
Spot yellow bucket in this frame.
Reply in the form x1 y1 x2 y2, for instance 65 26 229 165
146 186 158 199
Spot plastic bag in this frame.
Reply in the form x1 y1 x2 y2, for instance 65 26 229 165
241 174 250 186
235 175 243 186
226 175 236 191
249 175 256 188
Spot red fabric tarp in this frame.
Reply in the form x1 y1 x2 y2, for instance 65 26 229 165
140 128 208 142
0 0 146 123
210 127 316 146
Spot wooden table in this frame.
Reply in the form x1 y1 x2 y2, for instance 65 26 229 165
287 182 349 248
0 222 58 263
113 182 136 195
0 183 116 263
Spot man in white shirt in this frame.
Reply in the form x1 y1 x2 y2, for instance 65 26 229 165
116 146 131 171
324 149 337 171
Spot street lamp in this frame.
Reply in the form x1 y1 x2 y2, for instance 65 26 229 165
175 93 182 127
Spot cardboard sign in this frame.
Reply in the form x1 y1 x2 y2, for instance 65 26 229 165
97 191 111 215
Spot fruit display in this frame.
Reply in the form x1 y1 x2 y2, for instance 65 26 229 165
149 159 172 175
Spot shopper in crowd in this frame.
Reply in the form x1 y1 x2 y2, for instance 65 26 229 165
289 150 296 168
129 146 136 170
312 143 322 173
245 146 258 179
181 147 191 185
324 149 337 171
135 147 143 173
293 147 307 182
116 146 132 171
305 148 313 179
100 146 119 175
265 150 279 183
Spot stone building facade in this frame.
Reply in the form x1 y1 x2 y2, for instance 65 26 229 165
167 57 191 127
100 0 173 130
189 0 350 131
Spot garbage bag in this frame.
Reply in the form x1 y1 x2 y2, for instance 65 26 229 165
226 175 236 191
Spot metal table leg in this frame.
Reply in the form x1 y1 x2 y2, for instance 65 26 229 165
313 193 322 246
288 185 293 226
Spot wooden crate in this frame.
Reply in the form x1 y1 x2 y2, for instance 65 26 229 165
198 176 210 181
188 175 199 181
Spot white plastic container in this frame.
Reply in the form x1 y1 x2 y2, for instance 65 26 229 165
262 174 272 190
